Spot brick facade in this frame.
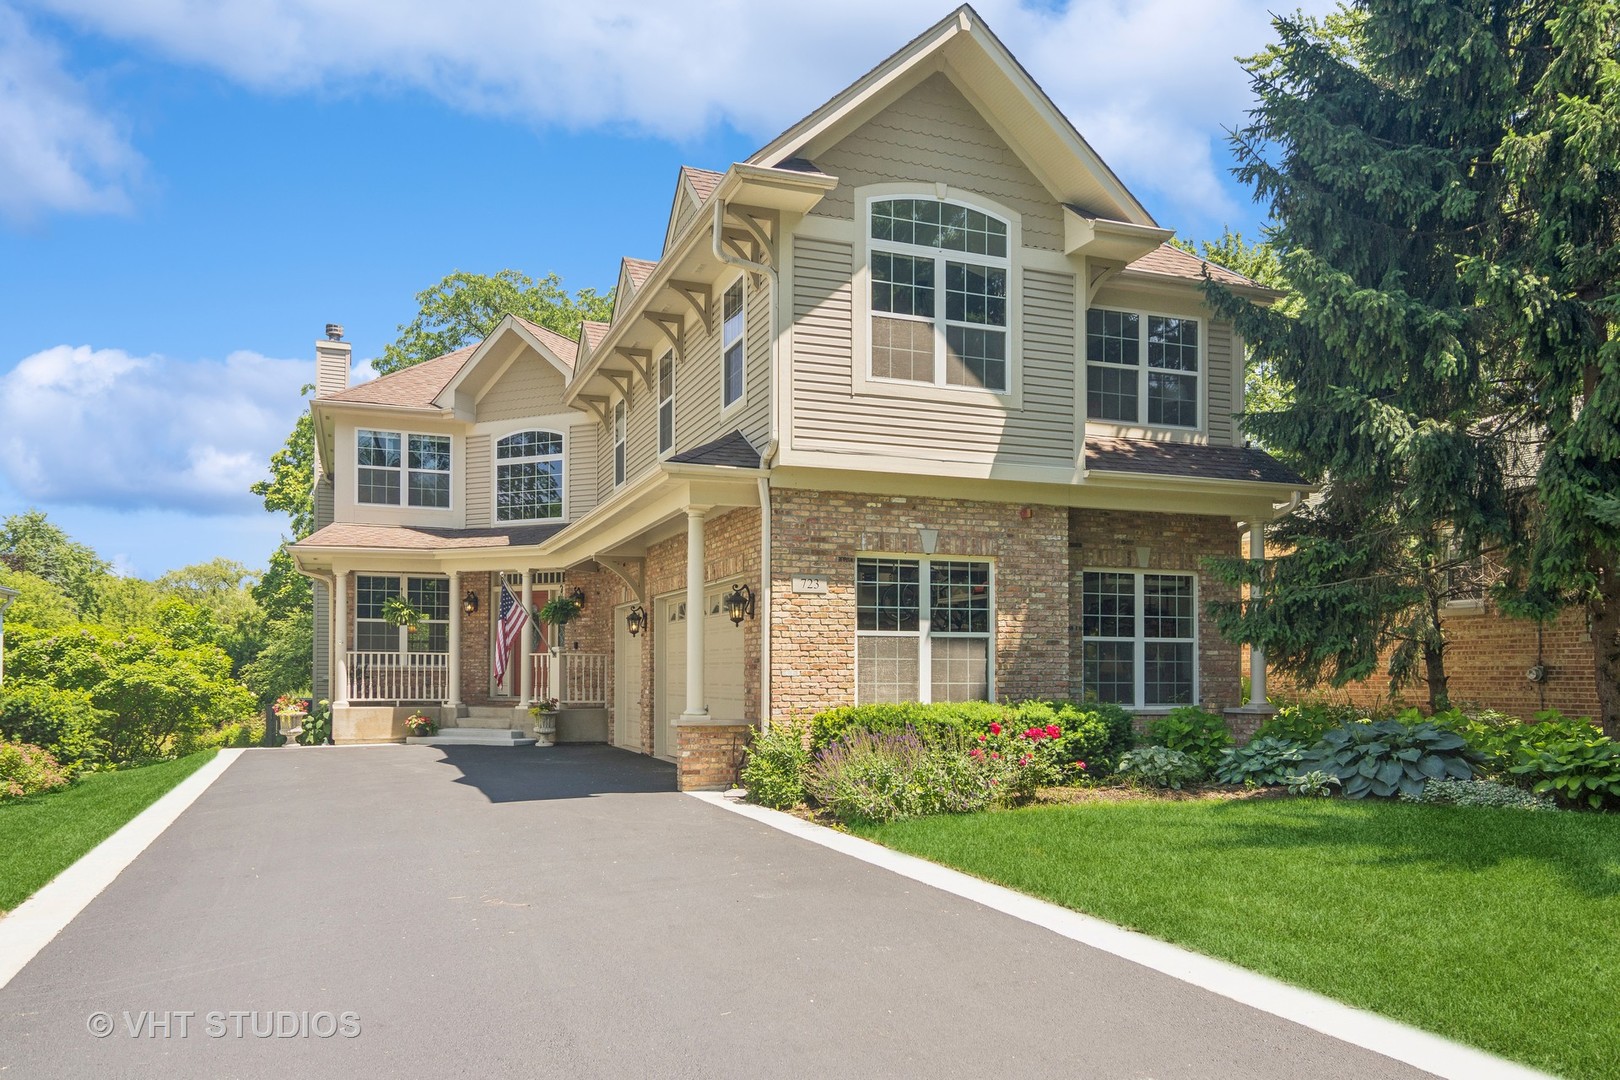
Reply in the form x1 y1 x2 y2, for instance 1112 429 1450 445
676 723 752 790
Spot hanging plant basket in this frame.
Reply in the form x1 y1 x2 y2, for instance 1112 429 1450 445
537 596 582 626
383 596 427 629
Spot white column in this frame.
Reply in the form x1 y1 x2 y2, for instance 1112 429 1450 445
333 569 350 706
682 507 708 720
1248 522 1268 707
446 571 462 709
519 568 535 706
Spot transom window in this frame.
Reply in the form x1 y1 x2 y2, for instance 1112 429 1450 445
869 197 1009 393
657 352 675 455
856 556 993 704
357 430 451 508
1081 571 1197 707
722 281 745 408
495 430 563 521
355 575 450 654
1086 308 1201 428
613 400 627 487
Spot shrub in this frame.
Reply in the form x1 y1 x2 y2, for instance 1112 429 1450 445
1284 770 1340 797
174 717 266 755
1400 778 1558 811
808 702 1006 752
1444 709 1604 778
1116 745 1204 789
1009 700 1134 776
1144 706 1230 771
0 682 108 774
1255 701 1364 745
1214 736 1307 786
0 740 71 799
1306 717 1480 799
805 729 988 823
741 719 811 810
1509 731 1620 810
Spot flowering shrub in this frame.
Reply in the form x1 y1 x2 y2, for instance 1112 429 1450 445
0 740 71 799
403 712 437 737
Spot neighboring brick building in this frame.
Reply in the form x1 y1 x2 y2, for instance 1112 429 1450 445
288 8 1312 787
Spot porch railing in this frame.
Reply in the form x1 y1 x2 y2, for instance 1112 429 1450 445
347 651 448 702
529 652 551 702
557 652 609 707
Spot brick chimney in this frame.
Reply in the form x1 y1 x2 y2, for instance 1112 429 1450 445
315 322 350 398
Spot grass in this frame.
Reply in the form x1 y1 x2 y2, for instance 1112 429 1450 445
0 751 217 914
851 797 1620 1080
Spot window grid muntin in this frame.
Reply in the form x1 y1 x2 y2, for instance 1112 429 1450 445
855 556 994 704
722 280 745 408
657 352 675 454
1085 307 1201 429
867 196 1011 395
1080 570 1197 707
355 429 452 508
613 400 626 487
353 574 450 655
495 430 563 522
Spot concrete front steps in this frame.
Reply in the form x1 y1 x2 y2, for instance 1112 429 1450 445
406 729 537 747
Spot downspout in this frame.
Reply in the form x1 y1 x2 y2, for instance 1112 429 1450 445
714 197 780 732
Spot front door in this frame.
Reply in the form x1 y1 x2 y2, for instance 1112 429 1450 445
493 577 550 699
654 595 686 758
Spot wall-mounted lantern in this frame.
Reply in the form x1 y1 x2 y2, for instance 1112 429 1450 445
725 583 756 626
569 586 587 608
462 591 480 615
626 605 647 637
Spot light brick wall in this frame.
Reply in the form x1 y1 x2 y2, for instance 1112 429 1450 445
677 723 751 790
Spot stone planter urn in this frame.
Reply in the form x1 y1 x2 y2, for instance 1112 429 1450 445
276 709 306 748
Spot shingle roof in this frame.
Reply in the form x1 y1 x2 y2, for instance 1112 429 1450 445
623 258 657 290
510 315 578 368
666 430 762 469
1085 437 1305 486
682 166 724 202
320 345 478 406
1125 244 1258 289
294 521 567 551
580 321 610 352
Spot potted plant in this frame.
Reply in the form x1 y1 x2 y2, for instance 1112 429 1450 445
536 595 581 629
528 697 559 719
404 711 437 738
383 596 427 632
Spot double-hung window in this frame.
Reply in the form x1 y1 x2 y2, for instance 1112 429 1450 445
721 281 745 408
495 430 563 521
1080 571 1197 706
869 198 1009 393
856 556 993 704
354 575 450 654
658 352 675 455
613 400 627 487
357 429 451 508
1085 308 1200 428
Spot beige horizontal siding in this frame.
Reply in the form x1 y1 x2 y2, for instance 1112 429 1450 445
1206 320 1236 446
568 421 599 517
465 433 491 525
809 72 1064 252
476 356 567 422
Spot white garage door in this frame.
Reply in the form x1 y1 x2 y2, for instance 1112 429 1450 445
613 604 643 750
655 589 747 760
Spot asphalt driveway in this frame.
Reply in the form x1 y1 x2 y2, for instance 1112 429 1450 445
0 745 1435 1079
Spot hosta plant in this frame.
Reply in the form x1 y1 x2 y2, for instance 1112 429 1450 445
1509 733 1620 810
1285 770 1340 797
1214 737 1307 786
1144 707 1231 771
1116 745 1204 790
1306 718 1480 799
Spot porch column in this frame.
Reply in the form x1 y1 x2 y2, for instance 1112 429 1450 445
1248 522 1268 707
333 569 349 706
519 568 535 706
682 507 708 720
446 570 462 709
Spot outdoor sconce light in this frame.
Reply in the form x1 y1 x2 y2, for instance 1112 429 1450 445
625 605 647 637
569 586 587 608
725 583 756 626
462 591 479 615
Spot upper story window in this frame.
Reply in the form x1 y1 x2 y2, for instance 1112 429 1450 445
658 352 675 455
357 430 450 508
1086 308 1200 428
495 430 563 521
721 280 745 409
613 400 627 487
869 198 1009 393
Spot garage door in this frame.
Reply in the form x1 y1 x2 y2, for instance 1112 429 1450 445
613 604 643 750
655 589 747 760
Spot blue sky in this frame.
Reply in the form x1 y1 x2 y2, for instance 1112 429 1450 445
0 0 1319 578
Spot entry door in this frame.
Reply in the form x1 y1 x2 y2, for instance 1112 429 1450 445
613 603 643 750
701 588 747 721
654 596 687 759
493 579 549 698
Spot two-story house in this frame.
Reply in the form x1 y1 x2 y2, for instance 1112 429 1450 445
290 5 1308 788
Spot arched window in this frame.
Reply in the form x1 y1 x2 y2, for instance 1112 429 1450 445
868 197 1010 393
495 430 563 521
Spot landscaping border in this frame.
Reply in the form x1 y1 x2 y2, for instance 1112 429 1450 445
688 791 1554 1080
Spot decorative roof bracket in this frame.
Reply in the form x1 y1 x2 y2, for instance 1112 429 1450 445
577 393 611 429
668 280 714 333
644 311 686 364
614 347 655 392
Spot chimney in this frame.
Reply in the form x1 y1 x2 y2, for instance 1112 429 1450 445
314 322 351 399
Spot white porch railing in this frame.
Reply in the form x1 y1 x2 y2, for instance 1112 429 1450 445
347 651 448 702
557 652 609 707
529 651 551 702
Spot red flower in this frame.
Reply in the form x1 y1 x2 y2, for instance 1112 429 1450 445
1025 727 1044 741
978 733 988 742
1045 724 1061 738
969 748 983 759
988 722 1002 735
1018 755 1031 766
1078 761 1088 770
990 751 1000 759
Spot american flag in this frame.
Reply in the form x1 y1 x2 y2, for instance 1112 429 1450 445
492 583 530 684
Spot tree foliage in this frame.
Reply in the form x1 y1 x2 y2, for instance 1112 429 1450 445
0 510 111 618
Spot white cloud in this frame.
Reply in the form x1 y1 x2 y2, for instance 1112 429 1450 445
20 0 1331 229
0 344 307 514
0 3 139 223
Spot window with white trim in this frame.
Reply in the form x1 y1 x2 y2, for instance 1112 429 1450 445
354 575 450 654
869 198 1009 393
1080 571 1197 706
1086 308 1200 428
357 430 451 508
657 352 675 455
495 430 563 521
613 400 626 487
856 557 993 704
721 280 745 408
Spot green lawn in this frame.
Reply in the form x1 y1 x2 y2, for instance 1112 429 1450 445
852 798 1620 1080
0 751 218 914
